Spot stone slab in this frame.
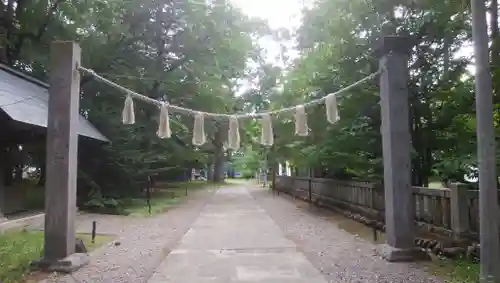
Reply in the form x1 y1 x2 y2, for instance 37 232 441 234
31 253 89 273
148 249 326 283
148 186 327 283
376 243 430 262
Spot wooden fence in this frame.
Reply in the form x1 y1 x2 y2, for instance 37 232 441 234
274 176 486 239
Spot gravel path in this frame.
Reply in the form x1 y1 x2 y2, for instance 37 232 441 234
249 185 444 283
41 186 216 283
39 183 445 283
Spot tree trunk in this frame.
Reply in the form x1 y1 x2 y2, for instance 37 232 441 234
13 145 23 182
212 148 225 182
443 34 450 80
212 126 225 183
14 163 22 182
4 147 13 186
410 85 424 186
490 0 500 103
38 164 46 187
207 163 214 181
491 0 499 64
271 161 278 190
0 27 7 62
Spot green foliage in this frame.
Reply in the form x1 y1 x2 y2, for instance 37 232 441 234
123 196 181 217
12 180 45 211
0 231 114 283
121 181 208 216
425 257 480 283
3 0 497 197
2 0 270 200
0 231 43 283
231 146 262 178
244 0 497 187
82 187 122 214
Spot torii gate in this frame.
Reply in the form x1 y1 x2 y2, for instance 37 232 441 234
36 2 500 280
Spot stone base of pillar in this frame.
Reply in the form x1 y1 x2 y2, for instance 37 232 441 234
31 253 89 273
376 244 431 262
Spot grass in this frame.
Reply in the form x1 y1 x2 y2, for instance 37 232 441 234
423 257 480 283
0 230 114 283
123 194 182 216
428 181 445 189
170 180 209 189
121 180 208 217
0 231 43 283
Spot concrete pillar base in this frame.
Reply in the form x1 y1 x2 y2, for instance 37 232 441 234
376 244 430 262
31 253 89 273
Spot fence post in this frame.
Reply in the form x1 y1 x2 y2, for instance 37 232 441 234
308 178 312 203
370 183 378 209
450 183 470 239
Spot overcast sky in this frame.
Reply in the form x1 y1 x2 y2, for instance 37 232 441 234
230 0 305 65
227 0 306 94
228 0 475 86
230 0 303 30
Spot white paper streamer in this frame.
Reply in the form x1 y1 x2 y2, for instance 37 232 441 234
227 116 240 150
122 94 135 124
260 114 274 146
325 94 340 124
294 105 308 136
192 112 206 146
157 103 171 139
79 65 379 119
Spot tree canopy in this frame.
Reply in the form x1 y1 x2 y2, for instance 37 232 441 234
0 0 271 200
2 0 497 204
234 0 496 188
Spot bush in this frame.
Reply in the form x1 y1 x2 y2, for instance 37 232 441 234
81 189 127 215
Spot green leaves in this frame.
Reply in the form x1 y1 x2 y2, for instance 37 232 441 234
3 0 267 194
251 0 489 185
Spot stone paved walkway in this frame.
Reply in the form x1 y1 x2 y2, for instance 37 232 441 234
149 185 444 283
148 185 326 283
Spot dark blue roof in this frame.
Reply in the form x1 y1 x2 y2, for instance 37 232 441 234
0 63 108 142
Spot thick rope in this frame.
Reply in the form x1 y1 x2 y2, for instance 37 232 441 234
78 66 381 119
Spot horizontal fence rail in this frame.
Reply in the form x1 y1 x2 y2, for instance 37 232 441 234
274 175 494 240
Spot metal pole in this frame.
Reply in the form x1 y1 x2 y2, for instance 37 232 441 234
471 0 500 281
91 221 96 244
146 175 152 215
